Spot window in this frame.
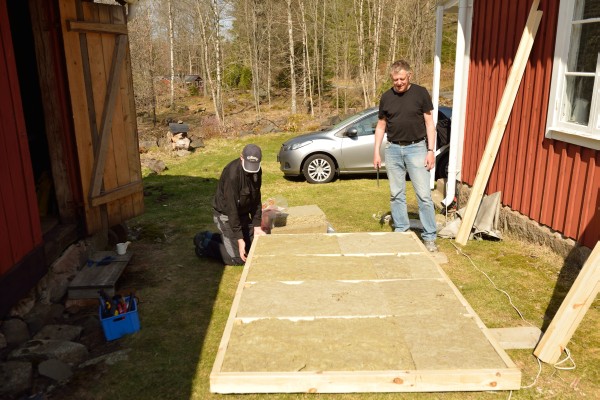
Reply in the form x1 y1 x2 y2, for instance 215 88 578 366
546 0 600 149
351 113 379 136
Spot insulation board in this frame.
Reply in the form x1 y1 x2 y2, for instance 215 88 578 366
210 232 521 393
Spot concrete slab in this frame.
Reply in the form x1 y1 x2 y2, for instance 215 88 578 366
489 326 543 349
270 205 329 234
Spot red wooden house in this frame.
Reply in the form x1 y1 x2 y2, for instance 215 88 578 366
0 0 143 317
435 0 599 251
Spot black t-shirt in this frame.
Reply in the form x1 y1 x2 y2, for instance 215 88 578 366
378 84 433 142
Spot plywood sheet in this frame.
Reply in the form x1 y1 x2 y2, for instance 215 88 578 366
211 232 521 393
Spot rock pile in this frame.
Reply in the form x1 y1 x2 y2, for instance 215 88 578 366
0 244 132 400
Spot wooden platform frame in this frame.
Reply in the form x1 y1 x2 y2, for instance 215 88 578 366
210 232 521 394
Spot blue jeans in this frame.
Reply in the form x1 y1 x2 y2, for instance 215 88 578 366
385 141 437 242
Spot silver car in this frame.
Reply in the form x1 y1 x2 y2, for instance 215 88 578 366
277 107 451 184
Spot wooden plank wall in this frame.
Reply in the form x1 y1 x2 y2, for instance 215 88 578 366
462 0 599 249
0 0 43 274
58 0 143 234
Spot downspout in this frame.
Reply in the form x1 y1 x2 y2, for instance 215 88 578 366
432 5 443 125
430 4 444 189
442 0 473 207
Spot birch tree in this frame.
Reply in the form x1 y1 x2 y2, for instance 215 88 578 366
370 0 383 102
129 3 158 124
168 0 175 108
388 0 401 66
353 0 369 107
195 0 224 127
298 0 314 115
286 0 297 114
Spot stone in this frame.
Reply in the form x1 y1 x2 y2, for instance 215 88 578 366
138 140 158 152
141 158 167 174
9 340 89 365
50 243 87 275
79 349 131 368
24 303 54 337
47 273 71 304
0 332 6 349
192 137 205 148
34 325 83 342
1 318 30 347
8 292 36 318
38 359 73 382
0 361 32 398
174 137 191 150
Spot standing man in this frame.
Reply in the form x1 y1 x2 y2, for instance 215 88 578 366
373 60 438 252
194 144 267 265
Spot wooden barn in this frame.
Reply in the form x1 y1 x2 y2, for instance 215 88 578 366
0 0 143 317
435 0 599 251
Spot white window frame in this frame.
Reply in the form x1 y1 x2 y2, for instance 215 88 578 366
546 0 600 150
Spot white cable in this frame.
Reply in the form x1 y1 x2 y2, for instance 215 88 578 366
521 355 543 389
448 242 580 389
450 241 534 327
554 347 576 370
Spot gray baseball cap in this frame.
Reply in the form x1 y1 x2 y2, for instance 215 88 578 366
241 144 262 173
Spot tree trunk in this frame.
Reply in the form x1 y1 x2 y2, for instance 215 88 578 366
299 0 313 116
353 0 369 108
389 1 400 66
168 0 175 109
286 0 297 114
266 1 273 106
196 0 221 128
211 0 224 126
370 0 383 105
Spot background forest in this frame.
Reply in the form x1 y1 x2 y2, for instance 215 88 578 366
124 0 456 133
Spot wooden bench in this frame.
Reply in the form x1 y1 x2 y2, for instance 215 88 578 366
68 251 133 299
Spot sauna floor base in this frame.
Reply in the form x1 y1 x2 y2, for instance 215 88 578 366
210 232 521 394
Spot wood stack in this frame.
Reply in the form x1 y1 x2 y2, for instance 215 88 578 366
167 121 191 150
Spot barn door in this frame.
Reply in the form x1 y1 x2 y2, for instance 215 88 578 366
58 0 143 234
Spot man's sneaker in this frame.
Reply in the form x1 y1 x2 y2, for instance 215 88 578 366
424 240 438 252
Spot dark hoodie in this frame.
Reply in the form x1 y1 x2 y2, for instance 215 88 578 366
212 158 262 240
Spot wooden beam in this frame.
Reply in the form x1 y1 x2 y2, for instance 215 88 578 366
90 180 143 207
90 34 127 199
534 242 600 364
455 1 542 245
67 20 128 35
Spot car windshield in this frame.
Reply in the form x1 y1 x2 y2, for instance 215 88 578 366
329 108 377 131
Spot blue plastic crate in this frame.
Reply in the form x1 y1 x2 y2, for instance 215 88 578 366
99 296 140 341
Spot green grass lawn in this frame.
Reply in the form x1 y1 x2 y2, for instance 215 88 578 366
65 133 599 400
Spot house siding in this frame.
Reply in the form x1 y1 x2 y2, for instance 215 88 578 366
0 0 43 274
462 0 599 248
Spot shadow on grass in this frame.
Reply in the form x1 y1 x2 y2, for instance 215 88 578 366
540 200 599 332
107 173 231 399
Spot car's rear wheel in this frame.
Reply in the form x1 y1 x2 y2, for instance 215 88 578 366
303 154 335 184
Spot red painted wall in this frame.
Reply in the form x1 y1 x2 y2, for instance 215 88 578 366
463 0 599 248
0 0 43 274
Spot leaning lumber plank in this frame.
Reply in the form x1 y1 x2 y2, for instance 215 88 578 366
455 1 542 245
534 242 600 364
